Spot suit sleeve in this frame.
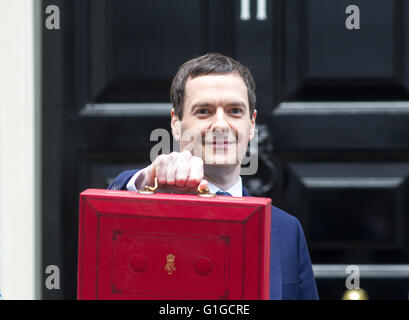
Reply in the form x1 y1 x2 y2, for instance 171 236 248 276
296 218 319 300
107 169 139 190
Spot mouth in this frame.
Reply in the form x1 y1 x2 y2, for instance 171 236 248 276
205 137 235 144
205 140 235 150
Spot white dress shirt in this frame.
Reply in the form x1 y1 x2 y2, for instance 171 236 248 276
206 177 243 197
126 169 243 197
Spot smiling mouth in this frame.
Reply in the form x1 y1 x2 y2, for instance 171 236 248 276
204 141 235 151
205 141 234 145
206 137 235 144
202 135 237 148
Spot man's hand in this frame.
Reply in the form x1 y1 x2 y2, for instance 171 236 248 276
137 151 209 194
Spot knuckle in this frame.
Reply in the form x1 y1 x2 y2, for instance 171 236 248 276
156 154 166 164
181 150 192 158
189 167 203 181
192 159 204 171
192 156 204 164
166 166 174 175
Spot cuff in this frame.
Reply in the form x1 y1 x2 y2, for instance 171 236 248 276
126 168 147 192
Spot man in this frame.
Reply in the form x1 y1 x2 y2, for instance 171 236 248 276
108 53 319 299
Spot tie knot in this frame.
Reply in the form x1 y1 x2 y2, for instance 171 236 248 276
216 191 232 196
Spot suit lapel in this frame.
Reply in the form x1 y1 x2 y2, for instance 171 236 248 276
242 187 250 197
242 187 283 299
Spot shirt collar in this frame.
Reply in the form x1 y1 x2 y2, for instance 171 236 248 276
207 176 243 197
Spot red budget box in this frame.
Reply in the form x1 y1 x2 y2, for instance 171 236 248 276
77 189 271 300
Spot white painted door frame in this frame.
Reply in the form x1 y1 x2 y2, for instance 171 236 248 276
0 0 41 300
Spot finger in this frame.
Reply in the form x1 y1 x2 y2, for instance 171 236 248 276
175 160 191 187
198 179 209 192
174 151 192 187
186 158 204 188
166 153 178 185
155 156 168 185
143 164 157 186
183 140 196 155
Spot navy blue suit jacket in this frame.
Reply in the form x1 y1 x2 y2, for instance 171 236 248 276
108 170 319 300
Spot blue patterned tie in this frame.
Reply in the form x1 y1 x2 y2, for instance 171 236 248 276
216 191 232 196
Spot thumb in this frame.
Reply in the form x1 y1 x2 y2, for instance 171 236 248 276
143 163 157 187
183 140 196 155
198 179 209 193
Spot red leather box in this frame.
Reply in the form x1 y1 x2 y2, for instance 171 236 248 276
77 189 271 300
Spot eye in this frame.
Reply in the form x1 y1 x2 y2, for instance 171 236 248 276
230 107 244 115
195 108 211 115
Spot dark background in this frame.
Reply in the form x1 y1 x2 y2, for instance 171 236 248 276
42 0 409 299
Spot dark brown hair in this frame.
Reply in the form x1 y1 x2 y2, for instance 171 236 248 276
170 53 256 119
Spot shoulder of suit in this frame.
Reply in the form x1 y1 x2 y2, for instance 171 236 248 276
271 204 300 228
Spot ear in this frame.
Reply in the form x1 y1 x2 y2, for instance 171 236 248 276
249 109 257 140
171 108 182 142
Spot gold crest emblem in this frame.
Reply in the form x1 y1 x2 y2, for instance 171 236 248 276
165 253 176 275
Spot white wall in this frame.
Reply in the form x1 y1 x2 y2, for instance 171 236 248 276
0 0 41 299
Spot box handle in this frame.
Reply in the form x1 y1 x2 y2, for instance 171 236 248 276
138 177 215 197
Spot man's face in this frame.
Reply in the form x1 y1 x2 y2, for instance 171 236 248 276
171 72 257 166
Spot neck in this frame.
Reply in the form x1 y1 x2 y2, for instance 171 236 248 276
204 164 241 191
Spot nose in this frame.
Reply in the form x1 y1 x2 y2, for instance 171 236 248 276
210 107 229 132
